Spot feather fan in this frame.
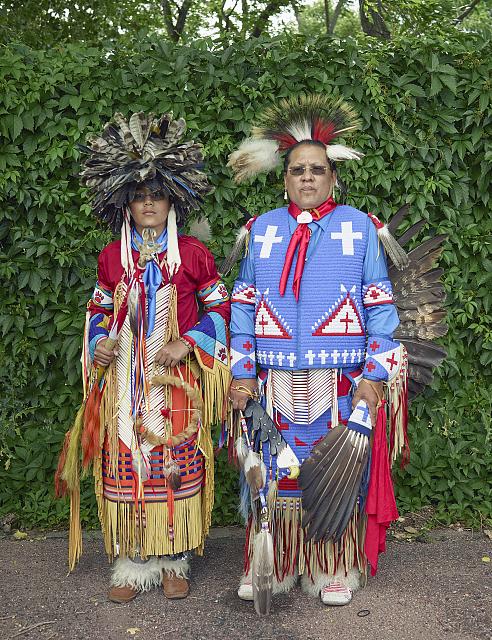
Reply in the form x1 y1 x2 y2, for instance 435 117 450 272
385 205 448 399
299 400 371 542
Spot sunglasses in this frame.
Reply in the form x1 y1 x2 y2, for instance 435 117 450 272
131 190 168 202
288 165 329 176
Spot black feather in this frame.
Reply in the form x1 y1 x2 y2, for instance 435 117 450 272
396 219 427 247
387 203 411 235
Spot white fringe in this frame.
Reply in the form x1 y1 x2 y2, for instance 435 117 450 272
111 556 190 591
111 557 164 592
120 208 133 277
166 206 182 276
300 567 360 597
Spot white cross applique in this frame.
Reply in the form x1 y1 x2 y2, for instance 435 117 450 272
287 352 296 366
331 221 363 256
305 350 316 365
255 225 283 259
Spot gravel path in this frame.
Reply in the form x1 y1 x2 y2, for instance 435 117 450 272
0 528 490 640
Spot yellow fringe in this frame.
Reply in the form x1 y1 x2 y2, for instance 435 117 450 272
101 493 205 560
68 484 82 572
200 362 231 429
387 343 409 465
61 403 85 492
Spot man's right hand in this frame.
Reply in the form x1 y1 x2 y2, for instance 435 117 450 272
229 378 258 411
93 338 118 367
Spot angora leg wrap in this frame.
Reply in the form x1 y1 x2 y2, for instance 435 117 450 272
111 557 165 592
161 556 190 579
300 567 360 597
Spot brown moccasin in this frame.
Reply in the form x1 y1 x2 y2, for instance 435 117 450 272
108 584 138 604
162 571 189 599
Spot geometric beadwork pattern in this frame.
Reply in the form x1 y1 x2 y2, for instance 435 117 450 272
312 284 364 336
362 280 393 307
102 437 204 503
255 289 292 339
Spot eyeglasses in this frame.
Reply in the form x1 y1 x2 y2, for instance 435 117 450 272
288 165 329 177
131 190 168 202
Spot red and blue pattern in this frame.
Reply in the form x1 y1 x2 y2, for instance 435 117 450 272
362 279 394 307
363 337 401 382
184 310 229 370
197 278 230 311
102 436 204 503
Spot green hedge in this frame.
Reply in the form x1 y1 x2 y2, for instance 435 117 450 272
0 33 491 529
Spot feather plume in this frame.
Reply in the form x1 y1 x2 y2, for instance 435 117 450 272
379 225 409 269
228 95 362 182
244 450 266 499
188 218 212 242
398 338 447 368
252 526 274 616
219 224 250 276
384 204 448 400
128 281 139 337
129 112 149 151
299 425 369 543
397 323 448 340
163 457 181 490
325 144 364 161
60 403 85 492
81 383 101 469
54 430 71 498
227 138 280 184
253 95 361 148
235 435 249 467
239 470 252 522
397 219 427 247
405 235 447 264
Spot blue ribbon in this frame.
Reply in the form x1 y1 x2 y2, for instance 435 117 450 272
131 228 167 337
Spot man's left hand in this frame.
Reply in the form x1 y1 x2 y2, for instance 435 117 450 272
155 340 190 368
352 379 384 426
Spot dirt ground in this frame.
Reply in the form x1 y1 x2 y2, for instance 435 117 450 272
0 527 491 640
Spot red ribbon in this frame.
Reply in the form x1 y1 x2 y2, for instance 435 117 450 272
279 197 337 301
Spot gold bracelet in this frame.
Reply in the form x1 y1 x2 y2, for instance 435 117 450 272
230 384 258 399
178 336 194 353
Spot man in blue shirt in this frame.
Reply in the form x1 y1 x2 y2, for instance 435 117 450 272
227 96 403 607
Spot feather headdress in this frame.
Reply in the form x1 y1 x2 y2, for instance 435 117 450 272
228 95 363 183
79 112 212 232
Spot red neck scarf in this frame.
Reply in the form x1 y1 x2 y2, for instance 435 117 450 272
279 197 337 300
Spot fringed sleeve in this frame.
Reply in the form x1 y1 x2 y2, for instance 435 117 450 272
180 243 231 429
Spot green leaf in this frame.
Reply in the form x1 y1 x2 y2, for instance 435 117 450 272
429 75 443 97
